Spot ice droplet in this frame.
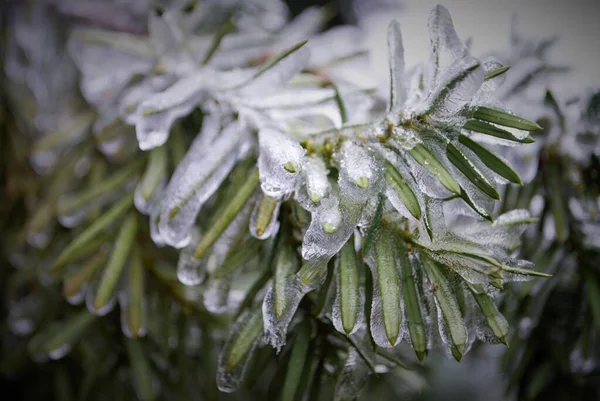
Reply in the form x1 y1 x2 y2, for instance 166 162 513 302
303 156 330 206
257 128 305 198
177 228 205 286
135 103 197 151
203 279 232 314
85 277 118 316
337 141 384 204
481 59 507 91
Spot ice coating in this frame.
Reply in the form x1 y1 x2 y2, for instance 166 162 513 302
234 87 337 110
405 142 455 199
85 277 118 317
262 258 327 351
426 56 484 121
428 5 469 81
203 279 233 314
217 309 264 392
249 195 281 240
481 59 508 92
134 102 198 151
236 44 310 97
136 72 211 115
158 120 245 248
390 126 421 150
333 345 372 401
331 263 364 336
257 128 305 198
178 198 253 287
382 150 426 223
387 20 406 110
131 70 234 150
119 74 177 124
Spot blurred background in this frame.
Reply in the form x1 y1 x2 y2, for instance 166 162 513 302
1 0 599 400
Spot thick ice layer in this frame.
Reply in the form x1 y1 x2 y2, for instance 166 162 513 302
234 87 337 110
427 56 484 121
337 141 385 204
257 128 305 198
308 25 366 68
302 190 365 261
428 5 469 80
158 120 245 248
387 20 406 109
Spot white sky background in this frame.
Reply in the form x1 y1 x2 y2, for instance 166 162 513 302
360 0 600 96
